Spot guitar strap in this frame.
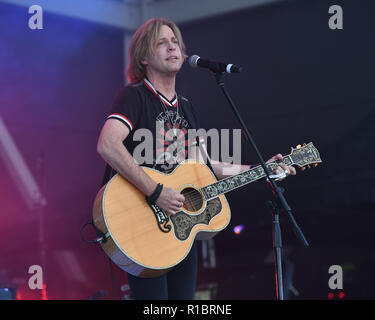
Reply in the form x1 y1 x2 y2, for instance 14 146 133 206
178 97 218 179
177 96 197 130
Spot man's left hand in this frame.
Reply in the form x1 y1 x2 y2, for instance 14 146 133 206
266 153 296 181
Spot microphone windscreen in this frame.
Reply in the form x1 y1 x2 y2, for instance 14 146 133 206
188 55 200 68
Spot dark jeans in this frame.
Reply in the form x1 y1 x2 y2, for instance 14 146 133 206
127 241 198 300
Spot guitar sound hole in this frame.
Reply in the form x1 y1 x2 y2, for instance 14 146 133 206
181 187 203 212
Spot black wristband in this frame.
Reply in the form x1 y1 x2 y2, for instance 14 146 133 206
146 183 163 205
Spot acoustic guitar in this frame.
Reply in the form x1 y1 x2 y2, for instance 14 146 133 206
93 142 321 277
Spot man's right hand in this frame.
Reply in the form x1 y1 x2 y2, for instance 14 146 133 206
156 187 185 215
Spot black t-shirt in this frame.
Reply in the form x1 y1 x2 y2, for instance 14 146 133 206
107 78 200 174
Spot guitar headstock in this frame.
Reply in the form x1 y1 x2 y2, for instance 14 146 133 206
290 142 322 171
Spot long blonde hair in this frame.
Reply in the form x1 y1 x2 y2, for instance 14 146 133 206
126 18 186 83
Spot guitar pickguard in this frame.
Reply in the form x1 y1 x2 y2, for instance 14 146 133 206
170 198 222 241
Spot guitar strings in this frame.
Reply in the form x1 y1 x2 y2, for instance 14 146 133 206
172 161 283 209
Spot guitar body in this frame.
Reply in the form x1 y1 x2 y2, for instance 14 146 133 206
92 142 322 278
93 160 231 278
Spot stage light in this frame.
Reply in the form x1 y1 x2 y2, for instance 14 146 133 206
327 292 345 300
233 224 244 235
0 116 46 210
41 283 48 300
0 288 13 300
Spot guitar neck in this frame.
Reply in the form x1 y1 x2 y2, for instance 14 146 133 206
200 155 293 200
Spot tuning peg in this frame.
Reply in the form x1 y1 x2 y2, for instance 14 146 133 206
296 145 301 149
313 163 318 167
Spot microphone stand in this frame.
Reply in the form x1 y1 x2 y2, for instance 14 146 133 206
213 72 309 300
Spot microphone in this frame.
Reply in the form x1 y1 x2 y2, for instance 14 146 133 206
188 55 243 74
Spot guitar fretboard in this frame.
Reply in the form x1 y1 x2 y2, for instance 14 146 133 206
200 156 293 200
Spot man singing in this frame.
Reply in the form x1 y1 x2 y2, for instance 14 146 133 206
97 17 296 300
